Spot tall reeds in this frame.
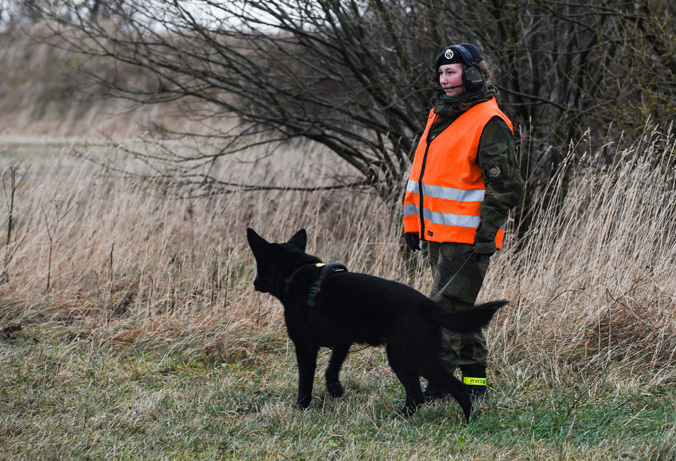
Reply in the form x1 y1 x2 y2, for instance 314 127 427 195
1 128 674 381
486 126 676 387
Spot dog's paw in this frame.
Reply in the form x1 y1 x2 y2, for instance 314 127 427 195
327 381 344 398
393 400 420 418
398 405 418 418
296 395 312 409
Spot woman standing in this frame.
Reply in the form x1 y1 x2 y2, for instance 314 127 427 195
403 43 524 400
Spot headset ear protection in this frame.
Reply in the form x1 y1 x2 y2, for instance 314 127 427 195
451 45 484 90
439 44 484 91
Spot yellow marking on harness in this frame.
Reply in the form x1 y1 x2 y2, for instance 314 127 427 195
463 377 486 386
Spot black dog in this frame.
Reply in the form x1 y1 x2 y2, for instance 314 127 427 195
246 228 505 421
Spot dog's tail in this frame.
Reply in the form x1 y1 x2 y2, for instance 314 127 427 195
429 300 507 332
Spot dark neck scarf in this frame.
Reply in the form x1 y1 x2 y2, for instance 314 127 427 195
432 84 499 118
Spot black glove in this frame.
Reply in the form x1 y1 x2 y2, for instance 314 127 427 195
403 233 421 252
473 234 496 256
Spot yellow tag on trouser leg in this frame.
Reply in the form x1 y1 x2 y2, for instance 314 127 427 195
463 377 486 386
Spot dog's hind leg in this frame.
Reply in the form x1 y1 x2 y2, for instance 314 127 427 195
294 342 319 409
423 366 472 422
325 344 349 398
385 345 425 416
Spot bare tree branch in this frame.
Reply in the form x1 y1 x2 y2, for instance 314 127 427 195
23 0 676 221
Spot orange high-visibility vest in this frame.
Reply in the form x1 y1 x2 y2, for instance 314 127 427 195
403 97 513 247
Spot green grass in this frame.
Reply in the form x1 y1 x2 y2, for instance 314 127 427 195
2 322 675 460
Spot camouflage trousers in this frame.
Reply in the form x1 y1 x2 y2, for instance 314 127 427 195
427 241 490 371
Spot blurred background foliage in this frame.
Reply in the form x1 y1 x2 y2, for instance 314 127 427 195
2 0 675 230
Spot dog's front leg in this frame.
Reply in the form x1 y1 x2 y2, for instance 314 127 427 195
325 345 349 398
294 343 319 409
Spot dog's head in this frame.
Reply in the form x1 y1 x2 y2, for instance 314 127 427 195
246 228 308 295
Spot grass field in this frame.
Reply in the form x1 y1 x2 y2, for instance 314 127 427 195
1 131 675 459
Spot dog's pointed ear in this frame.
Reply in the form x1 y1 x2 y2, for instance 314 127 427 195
288 229 307 251
247 228 266 251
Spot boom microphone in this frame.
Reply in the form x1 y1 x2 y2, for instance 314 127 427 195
434 84 464 92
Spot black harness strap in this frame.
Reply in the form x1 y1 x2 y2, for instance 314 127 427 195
306 263 347 308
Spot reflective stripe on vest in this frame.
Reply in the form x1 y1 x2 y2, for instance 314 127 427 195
406 179 485 203
404 202 505 233
404 201 480 228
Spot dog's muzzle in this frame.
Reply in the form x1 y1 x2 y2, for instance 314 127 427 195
253 277 267 293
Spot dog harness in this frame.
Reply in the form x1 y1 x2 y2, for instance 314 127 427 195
283 262 348 307
306 263 347 308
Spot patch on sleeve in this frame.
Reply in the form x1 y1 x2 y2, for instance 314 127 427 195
483 161 504 180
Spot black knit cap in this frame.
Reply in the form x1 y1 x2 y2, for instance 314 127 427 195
435 43 483 69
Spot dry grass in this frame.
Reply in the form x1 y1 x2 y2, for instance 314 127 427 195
1 127 675 458
0 136 405 356
485 127 676 391
1 127 675 379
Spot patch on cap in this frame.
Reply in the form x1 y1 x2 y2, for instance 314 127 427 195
444 49 454 60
